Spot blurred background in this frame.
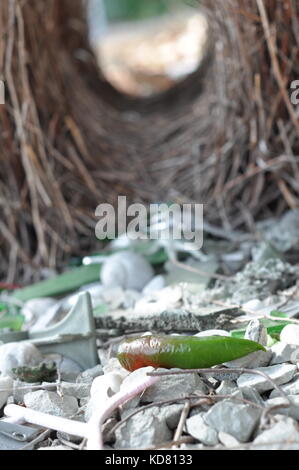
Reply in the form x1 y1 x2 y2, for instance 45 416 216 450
89 0 207 97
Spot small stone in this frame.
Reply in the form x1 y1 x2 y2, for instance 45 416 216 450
0 342 43 377
120 403 184 431
13 380 40 403
218 431 241 448
231 389 244 400
270 342 299 365
240 387 265 407
209 370 240 382
76 365 103 384
269 374 299 398
245 319 268 346
44 355 83 382
159 404 184 430
115 406 172 449
216 380 237 396
266 396 299 420
186 414 219 446
253 415 299 449
0 376 13 408
225 319 271 368
204 400 261 442
101 252 154 291
141 368 208 403
24 390 78 418
280 325 299 346
224 349 272 369
215 385 243 401
237 364 297 393
42 381 91 399
142 275 165 295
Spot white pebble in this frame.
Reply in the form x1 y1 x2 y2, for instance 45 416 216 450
101 252 154 291
142 275 165 295
0 342 43 377
280 325 299 346
22 298 57 325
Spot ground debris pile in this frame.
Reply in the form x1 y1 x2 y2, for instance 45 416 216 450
1 210 299 450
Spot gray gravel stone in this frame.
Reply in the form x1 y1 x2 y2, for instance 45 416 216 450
115 406 172 449
186 413 219 446
101 251 154 291
266 396 299 420
225 320 271 368
142 275 165 295
218 431 241 448
0 376 13 408
216 380 237 396
224 350 272 369
253 415 299 449
0 342 43 377
204 399 261 442
224 320 272 368
121 404 184 431
240 386 265 407
76 365 103 384
56 357 83 382
13 381 40 403
237 364 297 393
24 390 78 418
41 381 91 399
269 374 299 398
270 342 299 365
159 404 184 430
141 368 207 403
245 319 268 346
